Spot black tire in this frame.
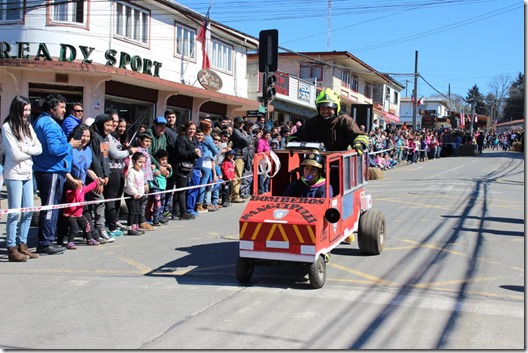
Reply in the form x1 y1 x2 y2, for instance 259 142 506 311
308 255 326 289
236 257 254 283
357 209 386 255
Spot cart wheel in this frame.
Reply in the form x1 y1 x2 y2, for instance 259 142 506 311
236 257 254 283
357 209 386 255
308 255 326 289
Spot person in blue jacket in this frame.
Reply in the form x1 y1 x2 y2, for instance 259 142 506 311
61 102 84 137
33 94 82 255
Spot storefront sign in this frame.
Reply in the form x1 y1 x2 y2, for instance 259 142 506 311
0 41 162 77
197 69 222 91
298 82 311 102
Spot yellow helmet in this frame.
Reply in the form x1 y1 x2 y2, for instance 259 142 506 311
316 88 341 116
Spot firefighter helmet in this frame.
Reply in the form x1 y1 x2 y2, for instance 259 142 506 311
301 152 325 170
315 88 341 117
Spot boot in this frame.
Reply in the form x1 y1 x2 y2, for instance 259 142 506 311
18 243 39 259
195 203 208 213
8 246 29 262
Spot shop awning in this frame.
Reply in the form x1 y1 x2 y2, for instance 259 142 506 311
383 112 400 123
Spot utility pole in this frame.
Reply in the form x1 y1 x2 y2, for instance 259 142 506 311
412 50 418 130
327 0 332 50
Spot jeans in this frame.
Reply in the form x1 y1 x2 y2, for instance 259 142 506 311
258 174 269 194
197 167 212 204
5 179 34 247
34 172 65 246
186 168 201 213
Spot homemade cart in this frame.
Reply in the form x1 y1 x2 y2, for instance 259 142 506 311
236 142 386 288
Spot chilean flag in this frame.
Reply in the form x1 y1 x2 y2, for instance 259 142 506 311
197 8 211 70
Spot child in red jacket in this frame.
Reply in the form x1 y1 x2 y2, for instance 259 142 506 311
60 177 104 249
220 150 237 207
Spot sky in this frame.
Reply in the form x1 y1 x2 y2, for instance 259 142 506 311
176 0 524 100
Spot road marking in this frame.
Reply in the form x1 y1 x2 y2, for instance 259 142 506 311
424 165 465 179
329 263 394 285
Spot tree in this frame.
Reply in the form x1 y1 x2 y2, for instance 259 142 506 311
486 74 512 122
502 72 524 121
465 85 487 115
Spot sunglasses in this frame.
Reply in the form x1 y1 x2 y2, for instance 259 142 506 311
214 139 220 142
74 109 83 113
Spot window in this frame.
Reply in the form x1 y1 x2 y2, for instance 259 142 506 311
341 70 350 88
364 82 372 99
393 90 399 104
175 23 196 60
211 38 232 72
350 75 359 92
300 63 323 82
50 0 85 24
0 0 22 22
115 1 149 44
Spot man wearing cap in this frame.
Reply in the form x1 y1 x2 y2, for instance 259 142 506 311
278 126 290 150
229 116 251 202
146 116 169 177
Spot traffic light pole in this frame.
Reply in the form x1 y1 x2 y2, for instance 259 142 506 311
263 66 270 124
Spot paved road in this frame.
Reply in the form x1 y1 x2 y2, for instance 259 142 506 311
0 149 524 349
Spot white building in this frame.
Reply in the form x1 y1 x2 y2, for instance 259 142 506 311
0 0 261 126
247 51 404 132
399 96 451 129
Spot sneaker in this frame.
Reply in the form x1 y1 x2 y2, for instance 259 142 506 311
86 239 99 246
66 242 77 250
163 211 172 219
103 236 115 243
140 222 156 231
108 229 124 238
36 244 65 255
179 213 196 220
222 202 231 207
99 229 111 240
160 217 170 224
152 219 161 226
96 237 107 244
188 210 200 216
115 221 128 231
231 198 246 203
127 229 141 236
206 204 216 212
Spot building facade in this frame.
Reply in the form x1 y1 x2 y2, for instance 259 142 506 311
0 0 260 128
399 96 452 129
247 51 404 132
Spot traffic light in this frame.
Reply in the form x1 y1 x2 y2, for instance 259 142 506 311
264 74 276 101
259 29 278 73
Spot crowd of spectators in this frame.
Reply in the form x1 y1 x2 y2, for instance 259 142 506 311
1 92 524 261
365 123 524 171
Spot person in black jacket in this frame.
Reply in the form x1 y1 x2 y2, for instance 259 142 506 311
162 109 178 219
84 113 112 239
173 121 201 220
290 88 369 153
229 116 251 202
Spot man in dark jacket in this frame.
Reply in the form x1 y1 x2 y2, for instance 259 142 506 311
229 116 251 202
290 88 369 153
86 113 112 239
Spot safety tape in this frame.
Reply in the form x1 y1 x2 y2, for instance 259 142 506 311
367 145 430 156
0 168 260 215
